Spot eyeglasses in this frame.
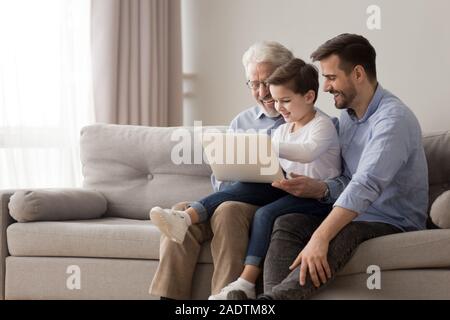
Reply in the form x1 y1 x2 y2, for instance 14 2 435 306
246 80 269 90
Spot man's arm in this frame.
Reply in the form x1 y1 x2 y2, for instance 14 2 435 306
271 174 350 203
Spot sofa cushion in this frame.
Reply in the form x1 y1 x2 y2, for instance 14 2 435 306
6 217 213 263
423 131 450 206
339 229 450 276
430 191 450 229
8 189 107 222
80 124 225 220
7 217 450 274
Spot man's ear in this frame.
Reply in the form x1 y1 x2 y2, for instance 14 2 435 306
305 90 316 104
353 65 366 83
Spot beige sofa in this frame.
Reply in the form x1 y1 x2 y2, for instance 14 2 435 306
1 124 449 300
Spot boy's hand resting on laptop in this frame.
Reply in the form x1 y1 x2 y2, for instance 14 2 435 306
272 173 328 199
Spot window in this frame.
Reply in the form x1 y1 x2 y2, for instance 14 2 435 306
0 0 94 188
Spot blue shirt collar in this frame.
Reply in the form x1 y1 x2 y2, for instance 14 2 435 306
255 108 265 120
347 83 384 123
254 106 283 121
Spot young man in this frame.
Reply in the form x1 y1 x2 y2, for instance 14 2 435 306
228 33 429 300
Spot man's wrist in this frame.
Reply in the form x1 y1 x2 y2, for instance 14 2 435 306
318 182 331 202
311 228 332 243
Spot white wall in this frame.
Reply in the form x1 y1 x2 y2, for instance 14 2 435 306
181 0 450 133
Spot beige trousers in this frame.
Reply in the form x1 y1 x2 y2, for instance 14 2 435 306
149 201 258 299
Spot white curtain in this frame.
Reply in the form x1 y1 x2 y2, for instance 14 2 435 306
0 0 94 189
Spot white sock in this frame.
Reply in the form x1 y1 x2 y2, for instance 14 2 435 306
237 277 255 289
180 211 192 226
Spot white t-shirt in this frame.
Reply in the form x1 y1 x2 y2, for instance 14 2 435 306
272 111 341 180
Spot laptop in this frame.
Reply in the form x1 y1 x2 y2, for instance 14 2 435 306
201 132 285 183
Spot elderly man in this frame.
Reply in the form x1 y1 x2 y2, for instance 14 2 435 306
228 33 428 300
149 41 293 300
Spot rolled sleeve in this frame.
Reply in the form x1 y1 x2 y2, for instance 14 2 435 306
322 175 350 204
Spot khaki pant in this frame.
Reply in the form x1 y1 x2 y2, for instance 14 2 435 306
149 201 258 300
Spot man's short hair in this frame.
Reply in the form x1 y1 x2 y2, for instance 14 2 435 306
310 33 377 81
242 41 294 78
266 58 319 103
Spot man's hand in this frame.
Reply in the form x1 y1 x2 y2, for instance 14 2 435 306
272 173 328 199
289 207 359 288
289 235 332 287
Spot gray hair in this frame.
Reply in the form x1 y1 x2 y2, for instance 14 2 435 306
242 41 294 78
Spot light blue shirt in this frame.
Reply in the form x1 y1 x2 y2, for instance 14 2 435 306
211 106 285 191
331 84 428 231
229 105 285 134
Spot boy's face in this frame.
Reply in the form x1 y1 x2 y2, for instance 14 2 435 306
270 84 314 123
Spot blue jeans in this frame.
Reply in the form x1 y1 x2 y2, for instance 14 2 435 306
189 182 332 267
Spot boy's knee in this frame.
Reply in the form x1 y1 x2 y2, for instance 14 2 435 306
254 207 277 223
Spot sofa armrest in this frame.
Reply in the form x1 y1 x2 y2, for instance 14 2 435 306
0 190 19 300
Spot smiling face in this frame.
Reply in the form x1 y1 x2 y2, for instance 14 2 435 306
319 54 357 109
269 84 315 124
247 62 279 117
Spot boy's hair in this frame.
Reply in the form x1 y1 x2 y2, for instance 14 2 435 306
310 33 377 81
266 58 319 103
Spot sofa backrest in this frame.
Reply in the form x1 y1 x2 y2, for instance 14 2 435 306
80 124 222 220
81 124 449 221
423 131 450 212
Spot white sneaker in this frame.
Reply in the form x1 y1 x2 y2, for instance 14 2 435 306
149 207 189 244
208 279 256 300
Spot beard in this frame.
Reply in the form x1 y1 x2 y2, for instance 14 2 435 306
331 85 357 109
259 95 280 118
262 105 280 118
